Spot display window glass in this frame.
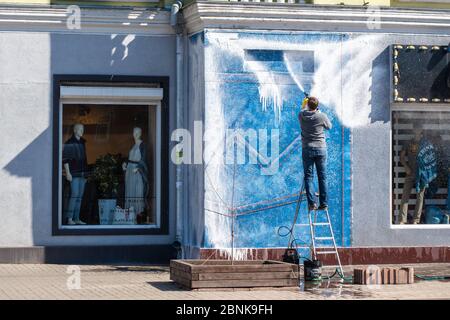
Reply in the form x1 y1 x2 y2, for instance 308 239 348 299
60 104 160 228
392 111 450 225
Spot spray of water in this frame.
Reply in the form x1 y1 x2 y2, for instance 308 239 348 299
206 33 384 128
283 51 305 93
309 36 384 127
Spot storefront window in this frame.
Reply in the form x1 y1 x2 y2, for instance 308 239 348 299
392 111 450 225
61 104 158 227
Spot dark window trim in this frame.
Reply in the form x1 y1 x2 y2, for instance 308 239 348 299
52 75 170 236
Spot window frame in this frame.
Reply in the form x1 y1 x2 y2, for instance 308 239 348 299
390 103 450 229
52 75 170 236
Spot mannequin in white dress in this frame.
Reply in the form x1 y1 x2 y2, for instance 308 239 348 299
122 127 148 217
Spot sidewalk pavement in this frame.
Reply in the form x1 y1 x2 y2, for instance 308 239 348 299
0 263 449 300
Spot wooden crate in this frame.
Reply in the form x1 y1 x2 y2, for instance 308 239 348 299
170 260 299 290
353 267 381 285
354 266 414 285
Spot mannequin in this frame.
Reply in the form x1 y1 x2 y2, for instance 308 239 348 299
62 123 88 225
399 128 426 224
122 127 149 219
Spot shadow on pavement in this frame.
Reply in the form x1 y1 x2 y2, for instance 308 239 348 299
147 281 187 291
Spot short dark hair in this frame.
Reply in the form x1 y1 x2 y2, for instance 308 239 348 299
307 97 319 110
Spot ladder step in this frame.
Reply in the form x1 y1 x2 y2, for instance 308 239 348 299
316 251 337 255
288 199 342 274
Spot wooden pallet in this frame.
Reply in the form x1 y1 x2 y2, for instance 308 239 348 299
170 260 299 290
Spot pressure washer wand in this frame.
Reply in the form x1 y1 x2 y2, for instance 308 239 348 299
301 92 310 110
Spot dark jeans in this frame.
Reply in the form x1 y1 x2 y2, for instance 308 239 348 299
66 177 86 221
302 147 328 207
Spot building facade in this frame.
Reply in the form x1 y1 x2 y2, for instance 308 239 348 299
0 2 178 263
0 0 449 264
181 1 450 264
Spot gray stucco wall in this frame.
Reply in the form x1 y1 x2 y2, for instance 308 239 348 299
0 27 449 249
352 33 450 247
0 31 177 246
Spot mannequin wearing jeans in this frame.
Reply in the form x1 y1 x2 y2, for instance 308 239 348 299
63 123 88 225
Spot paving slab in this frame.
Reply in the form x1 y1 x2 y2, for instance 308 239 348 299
0 263 448 300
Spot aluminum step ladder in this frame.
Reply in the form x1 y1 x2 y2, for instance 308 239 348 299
307 207 344 277
287 186 344 277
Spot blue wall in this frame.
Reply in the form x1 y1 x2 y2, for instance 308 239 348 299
199 31 352 251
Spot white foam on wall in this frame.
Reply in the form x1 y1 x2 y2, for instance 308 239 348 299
245 60 284 123
217 248 254 261
203 32 385 258
204 34 233 252
206 32 385 128
309 35 385 128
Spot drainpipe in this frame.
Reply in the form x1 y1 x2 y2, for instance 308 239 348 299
171 0 184 259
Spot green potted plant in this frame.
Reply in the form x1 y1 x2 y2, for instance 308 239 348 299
90 154 121 225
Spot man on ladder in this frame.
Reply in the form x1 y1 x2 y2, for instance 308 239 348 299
297 95 345 280
298 95 331 211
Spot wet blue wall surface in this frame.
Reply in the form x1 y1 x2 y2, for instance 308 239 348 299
185 30 450 255
197 31 352 250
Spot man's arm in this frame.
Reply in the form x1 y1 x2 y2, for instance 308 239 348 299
298 111 303 128
322 114 332 130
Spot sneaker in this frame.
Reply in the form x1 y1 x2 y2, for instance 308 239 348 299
308 203 318 211
74 220 87 225
67 219 76 225
318 204 328 210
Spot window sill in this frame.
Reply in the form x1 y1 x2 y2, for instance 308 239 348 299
53 226 166 236
391 224 450 229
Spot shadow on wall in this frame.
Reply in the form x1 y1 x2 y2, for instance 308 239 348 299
2 21 175 258
2 33 145 248
4 129 53 246
369 47 391 124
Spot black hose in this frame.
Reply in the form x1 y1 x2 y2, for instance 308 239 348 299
415 274 450 281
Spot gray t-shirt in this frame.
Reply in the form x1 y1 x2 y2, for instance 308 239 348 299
298 110 332 148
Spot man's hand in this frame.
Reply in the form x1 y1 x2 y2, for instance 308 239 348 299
301 97 309 110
